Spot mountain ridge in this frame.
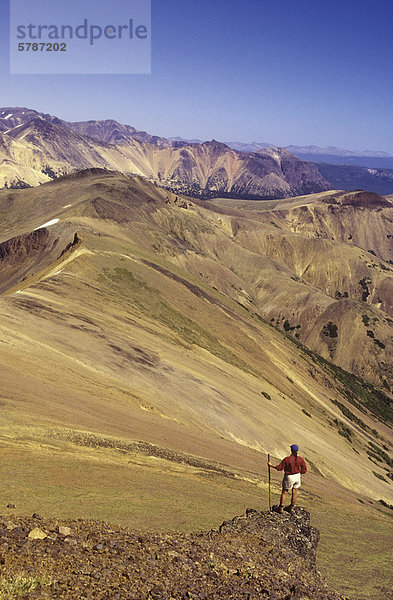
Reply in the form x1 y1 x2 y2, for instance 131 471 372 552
2 107 393 189
0 107 360 198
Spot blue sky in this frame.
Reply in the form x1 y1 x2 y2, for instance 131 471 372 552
1 0 393 151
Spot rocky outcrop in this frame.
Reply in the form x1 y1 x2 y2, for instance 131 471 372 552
0 509 344 599
0 227 80 294
320 190 391 208
0 229 51 293
0 227 50 262
219 507 320 566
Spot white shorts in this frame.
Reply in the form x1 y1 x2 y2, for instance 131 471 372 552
282 473 301 490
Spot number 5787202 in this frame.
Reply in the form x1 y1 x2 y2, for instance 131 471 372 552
18 42 67 51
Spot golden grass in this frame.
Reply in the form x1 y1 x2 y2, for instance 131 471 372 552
310 495 393 599
0 573 52 599
0 434 265 531
1 429 393 600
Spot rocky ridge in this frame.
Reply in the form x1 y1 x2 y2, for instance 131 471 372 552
0 508 344 600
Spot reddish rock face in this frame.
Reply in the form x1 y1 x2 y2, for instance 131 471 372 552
0 227 79 294
337 191 391 208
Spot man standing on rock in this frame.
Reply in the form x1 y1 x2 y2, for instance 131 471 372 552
268 444 307 513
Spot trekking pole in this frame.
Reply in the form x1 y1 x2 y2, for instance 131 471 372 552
268 453 271 511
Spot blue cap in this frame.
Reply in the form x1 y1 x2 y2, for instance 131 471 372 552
290 444 299 452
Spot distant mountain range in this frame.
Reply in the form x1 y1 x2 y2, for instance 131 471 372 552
204 140 393 170
173 137 393 169
1 107 393 197
286 145 393 170
0 107 329 198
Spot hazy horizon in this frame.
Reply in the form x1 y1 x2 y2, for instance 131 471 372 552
2 104 393 157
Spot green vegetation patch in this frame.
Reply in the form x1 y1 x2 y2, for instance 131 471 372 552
331 399 369 433
41 165 58 180
335 290 348 299
362 314 370 326
297 342 393 426
367 442 393 470
100 267 256 375
333 418 354 443
321 322 338 338
374 338 386 349
278 320 393 425
373 471 388 483
359 277 371 302
0 574 52 599
283 320 293 331
334 368 393 425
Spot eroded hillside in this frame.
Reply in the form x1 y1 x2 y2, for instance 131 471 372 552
209 191 393 388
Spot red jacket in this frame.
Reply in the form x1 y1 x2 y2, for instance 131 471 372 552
275 454 307 475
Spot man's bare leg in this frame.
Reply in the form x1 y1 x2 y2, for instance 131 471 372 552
290 488 298 510
279 489 287 509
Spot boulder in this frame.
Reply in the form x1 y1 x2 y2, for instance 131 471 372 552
28 527 47 540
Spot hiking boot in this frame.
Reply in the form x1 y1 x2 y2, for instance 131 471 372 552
288 503 295 513
278 505 284 514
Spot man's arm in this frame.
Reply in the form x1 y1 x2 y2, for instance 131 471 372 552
268 458 285 471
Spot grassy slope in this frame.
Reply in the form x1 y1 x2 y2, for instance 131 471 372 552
0 435 392 600
0 172 392 599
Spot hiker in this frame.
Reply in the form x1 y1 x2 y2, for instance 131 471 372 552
268 444 307 513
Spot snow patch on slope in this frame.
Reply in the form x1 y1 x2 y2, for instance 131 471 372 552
34 218 60 230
